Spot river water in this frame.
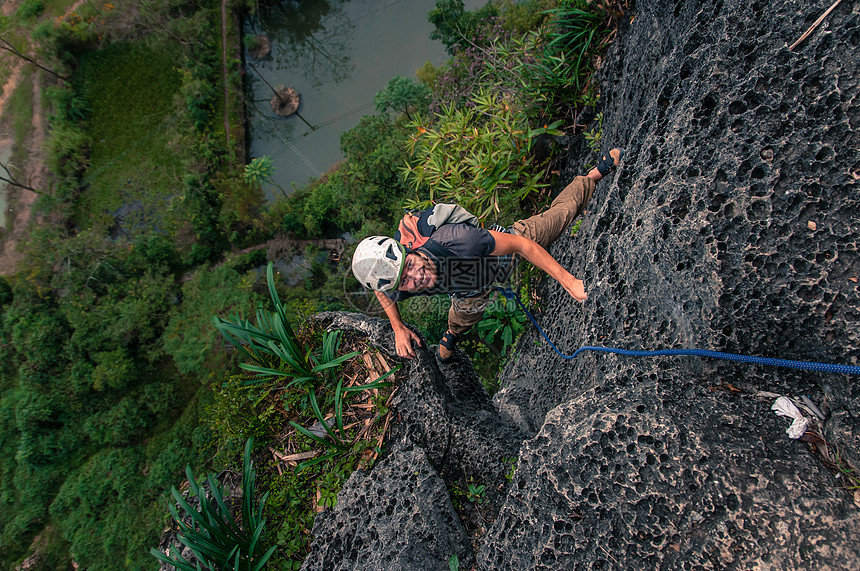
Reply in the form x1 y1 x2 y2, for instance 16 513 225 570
244 0 481 199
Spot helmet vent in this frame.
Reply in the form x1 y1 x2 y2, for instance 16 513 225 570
385 244 398 261
377 278 391 289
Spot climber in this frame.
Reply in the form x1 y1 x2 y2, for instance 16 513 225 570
351 148 624 362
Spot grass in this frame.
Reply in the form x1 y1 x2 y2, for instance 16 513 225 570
0 62 10 97
72 42 186 235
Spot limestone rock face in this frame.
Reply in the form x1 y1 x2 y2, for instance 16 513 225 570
299 0 859 568
303 312 526 569
484 0 860 567
301 437 469 571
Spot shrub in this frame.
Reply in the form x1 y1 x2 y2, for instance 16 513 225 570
163 264 258 377
431 0 612 121
16 0 44 19
402 89 562 222
50 447 147 567
90 347 134 391
428 0 500 55
45 122 90 182
374 76 430 119
83 395 155 446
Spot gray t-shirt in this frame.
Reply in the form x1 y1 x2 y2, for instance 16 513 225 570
387 224 511 302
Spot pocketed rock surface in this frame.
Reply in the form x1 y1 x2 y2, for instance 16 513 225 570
302 0 860 569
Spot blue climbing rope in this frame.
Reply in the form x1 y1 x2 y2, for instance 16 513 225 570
495 287 860 376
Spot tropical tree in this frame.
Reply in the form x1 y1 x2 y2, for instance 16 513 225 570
373 76 430 120
244 156 287 197
402 89 562 221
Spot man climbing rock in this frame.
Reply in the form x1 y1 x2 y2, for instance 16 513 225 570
351 148 624 362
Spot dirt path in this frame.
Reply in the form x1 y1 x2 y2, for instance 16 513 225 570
0 0 89 276
0 74 44 275
0 1 26 115
0 0 87 118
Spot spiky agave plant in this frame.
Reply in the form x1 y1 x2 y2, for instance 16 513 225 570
213 262 358 388
213 261 399 460
151 438 276 571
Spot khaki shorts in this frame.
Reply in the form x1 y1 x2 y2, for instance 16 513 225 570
447 176 595 334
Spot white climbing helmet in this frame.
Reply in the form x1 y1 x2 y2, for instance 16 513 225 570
352 236 407 292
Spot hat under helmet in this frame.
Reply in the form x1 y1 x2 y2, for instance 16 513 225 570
352 236 407 292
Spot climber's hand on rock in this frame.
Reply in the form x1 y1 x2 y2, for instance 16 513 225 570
563 276 587 302
393 325 422 359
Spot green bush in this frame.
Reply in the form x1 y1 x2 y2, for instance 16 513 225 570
496 0 557 34
83 394 156 446
428 0 500 54
133 235 182 270
16 0 44 19
50 448 146 566
90 347 134 391
45 122 90 182
0 276 13 306
374 76 430 119
9 305 69 371
475 295 527 354
403 89 562 221
163 264 259 378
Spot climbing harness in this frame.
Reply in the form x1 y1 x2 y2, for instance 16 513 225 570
495 287 860 376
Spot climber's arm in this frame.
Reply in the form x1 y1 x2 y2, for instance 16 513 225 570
374 290 423 358
488 231 587 302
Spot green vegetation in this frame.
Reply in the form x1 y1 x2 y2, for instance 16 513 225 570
72 42 185 234
403 89 563 221
476 296 528 355
163 262 260 381
151 438 276 571
466 482 488 504
0 0 251 568
17 0 46 21
6 68 35 152
503 456 518 481
374 75 431 120
214 262 396 461
0 0 621 568
208 264 399 566
0 225 217 568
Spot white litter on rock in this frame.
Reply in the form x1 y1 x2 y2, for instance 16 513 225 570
771 396 810 439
